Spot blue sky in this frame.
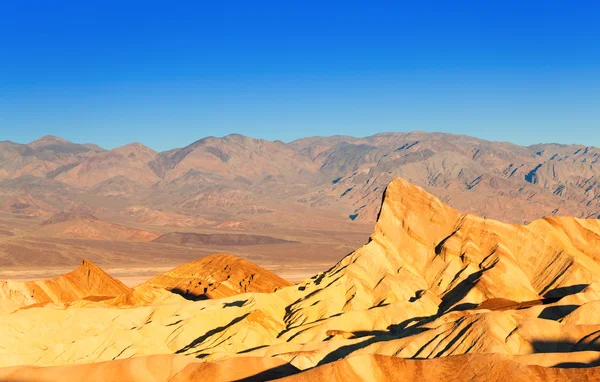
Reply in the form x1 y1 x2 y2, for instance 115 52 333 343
0 1 598 151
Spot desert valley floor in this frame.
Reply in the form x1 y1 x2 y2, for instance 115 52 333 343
0 211 370 286
0 178 600 381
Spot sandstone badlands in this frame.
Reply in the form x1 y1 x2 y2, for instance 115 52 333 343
1 177 600 380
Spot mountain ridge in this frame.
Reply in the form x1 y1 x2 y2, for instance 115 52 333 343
0 131 599 235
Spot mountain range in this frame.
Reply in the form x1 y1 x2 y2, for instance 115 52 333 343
1 132 599 230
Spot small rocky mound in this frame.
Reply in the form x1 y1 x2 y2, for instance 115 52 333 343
142 254 293 300
0 259 130 313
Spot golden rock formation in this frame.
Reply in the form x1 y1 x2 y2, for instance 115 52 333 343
0 259 129 313
142 253 293 299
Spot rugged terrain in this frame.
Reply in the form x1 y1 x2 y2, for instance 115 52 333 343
2 132 600 228
1 178 600 381
1 132 599 281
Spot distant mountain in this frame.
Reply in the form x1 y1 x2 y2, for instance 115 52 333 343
149 134 317 182
292 132 600 222
0 132 599 226
27 135 96 153
0 136 102 181
36 213 160 242
56 143 159 188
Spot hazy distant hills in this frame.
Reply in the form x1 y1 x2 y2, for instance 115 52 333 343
0 131 599 226
292 132 600 223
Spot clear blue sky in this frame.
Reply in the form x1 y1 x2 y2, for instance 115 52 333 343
0 1 598 151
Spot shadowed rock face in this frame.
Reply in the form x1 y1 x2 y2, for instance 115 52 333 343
1 177 600 381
